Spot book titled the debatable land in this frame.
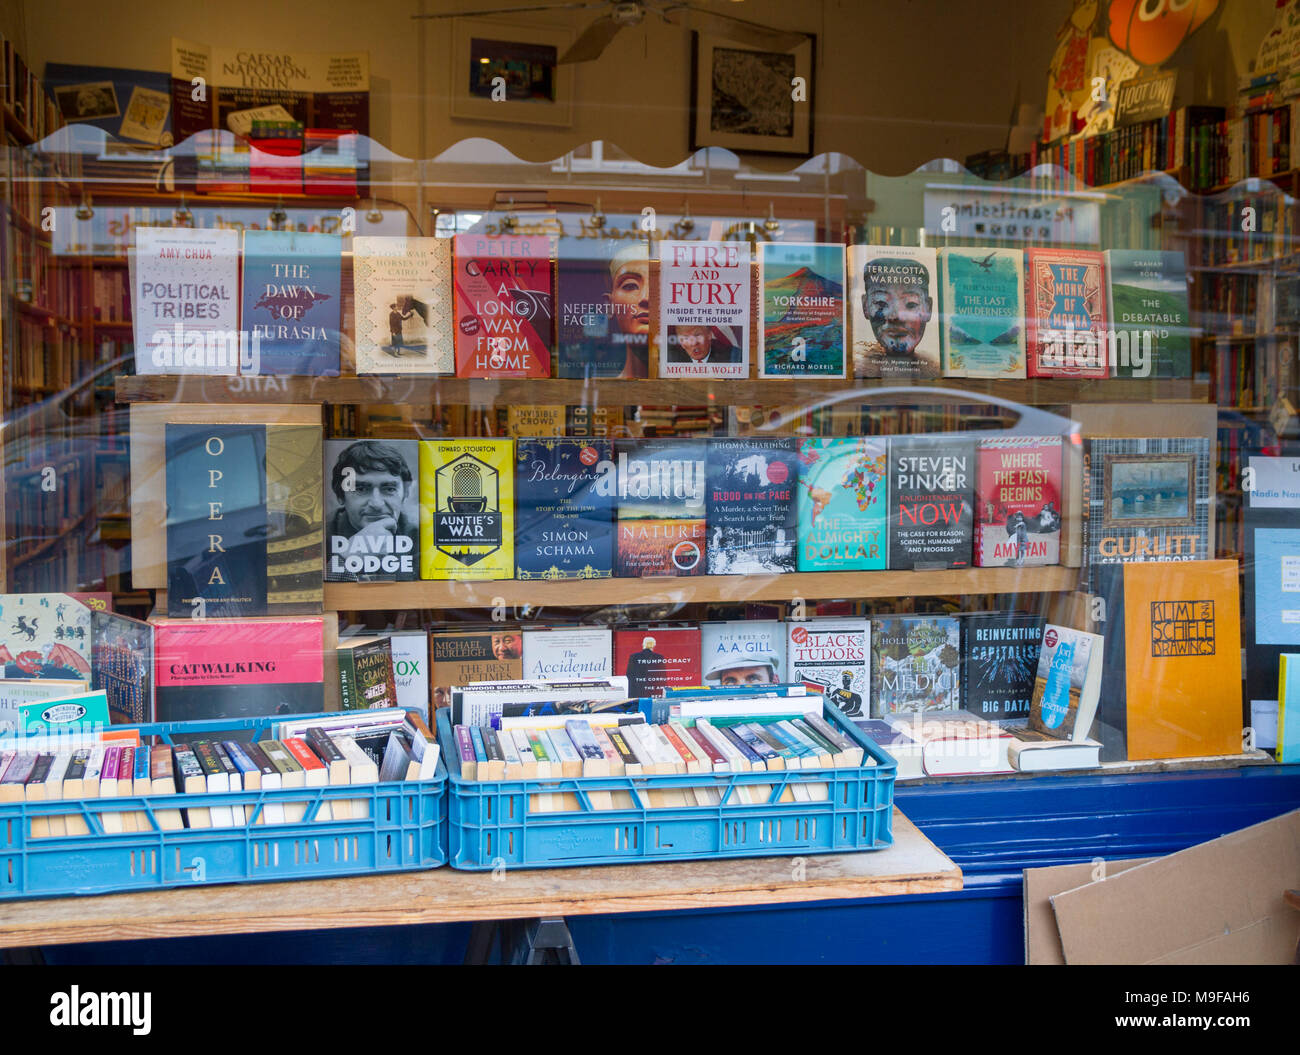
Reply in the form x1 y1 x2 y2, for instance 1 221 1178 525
657 240 750 379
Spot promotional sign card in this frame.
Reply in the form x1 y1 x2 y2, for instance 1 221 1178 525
658 240 750 379
352 236 455 374
759 242 846 378
241 230 342 376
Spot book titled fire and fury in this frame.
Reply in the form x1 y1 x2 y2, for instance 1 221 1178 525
759 242 846 378
614 627 701 698
796 437 889 571
888 436 975 571
975 436 1063 567
324 438 420 582
515 438 615 580
1103 249 1192 378
871 615 962 716
453 231 554 377
705 437 799 574
419 440 514 581
786 620 871 719
657 240 750 379
938 247 1026 378
1025 247 1109 378
848 245 940 379
240 230 342 376
615 439 707 577
352 235 455 375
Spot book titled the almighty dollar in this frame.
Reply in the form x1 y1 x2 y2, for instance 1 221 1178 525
241 230 342 376
797 437 889 571
849 245 940 379
324 438 420 582
658 240 750 379
759 242 846 378
352 236 454 374
419 439 514 581
615 439 706 577
453 231 554 377
705 437 799 574
515 438 615 580
939 247 1026 378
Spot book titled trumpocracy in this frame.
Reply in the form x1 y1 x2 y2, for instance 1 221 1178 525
938 247 1026 378
657 240 750 379
240 230 342 376
796 437 889 572
514 438 615 580
887 435 975 571
758 242 846 378
419 439 514 581
848 245 940 379
453 231 554 377
615 439 707 577
614 627 701 698
352 235 455 374
325 439 420 582
705 437 799 574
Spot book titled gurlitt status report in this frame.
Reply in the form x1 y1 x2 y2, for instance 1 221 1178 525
419 439 514 581
241 230 342 376
616 439 707 577
658 240 750 379
453 231 553 377
352 236 454 375
759 242 846 378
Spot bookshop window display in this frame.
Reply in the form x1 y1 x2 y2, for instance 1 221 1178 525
0 2 1298 897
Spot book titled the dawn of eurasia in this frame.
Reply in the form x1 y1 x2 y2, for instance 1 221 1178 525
453 232 553 378
1025 247 1109 378
960 611 1045 722
796 437 889 571
1103 249 1192 378
352 235 455 375
888 436 975 571
939 247 1026 378
848 245 940 379
658 240 750 379
240 230 342 376
419 440 514 581
871 615 961 716
615 439 707 577
759 242 846 378
786 619 871 719
324 439 420 582
515 438 615 580
705 437 799 574
975 436 1063 567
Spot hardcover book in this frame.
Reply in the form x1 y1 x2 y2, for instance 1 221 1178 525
796 437 889 571
887 435 975 571
419 439 514 581
700 620 786 687
871 615 962 716
338 637 398 711
521 627 613 681
614 627 701 698
705 437 799 574
1280 654 1300 763
514 438 615 580
960 612 1045 722
938 247 1026 378
430 629 522 713
133 227 241 375
848 245 940 379
240 230 342 376
453 231 554 377
1023 624 1104 742
91 610 156 725
0 594 92 683
352 235 454 375
975 436 1064 567
324 439 420 582
657 240 750 379
1103 249 1192 378
556 236 650 378
1024 247 1109 378
615 439 707 577
786 619 871 718
758 242 846 378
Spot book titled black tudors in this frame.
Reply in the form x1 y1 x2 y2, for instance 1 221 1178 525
705 437 799 574
961 611 1046 722
515 438 615 579
888 436 975 570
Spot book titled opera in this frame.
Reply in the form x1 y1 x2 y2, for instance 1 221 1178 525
658 240 750 379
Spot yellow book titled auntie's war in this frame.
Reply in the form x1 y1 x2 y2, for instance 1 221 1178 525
419 439 514 581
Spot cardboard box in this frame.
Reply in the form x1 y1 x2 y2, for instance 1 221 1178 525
1023 857 1156 964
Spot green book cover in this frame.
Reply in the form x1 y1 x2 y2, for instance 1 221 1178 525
796 437 889 571
939 247 1026 378
1104 249 1191 378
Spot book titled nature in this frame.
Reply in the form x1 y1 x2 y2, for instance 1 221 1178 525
615 439 707 577
515 438 615 580
419 439 514 581
848 245 940 379
1104 249 1192 378
241 230 342 375
759 242 846 378
556 234 650 378
871 615 961 716
324 438 420 582
939 247 1026 378
960 611 1045 722
888 436 975 571
352 235 454 374
796 437 889 571
705 437 799 574
786 619 871 719
453 231 554 377
658 240 750 379
1025 247 1109 378
975 436 1063 567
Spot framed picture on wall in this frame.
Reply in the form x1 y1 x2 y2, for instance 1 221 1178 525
689 31 815 157
449 19 574 127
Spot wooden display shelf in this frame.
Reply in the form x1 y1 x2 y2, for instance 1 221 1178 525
326 566 1079 611
116 374 1211 408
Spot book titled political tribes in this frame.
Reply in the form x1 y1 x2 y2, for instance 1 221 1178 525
871 615 961 716
166 423 323 618
700 620 787 687
453 231 554 377
1024 247 1109 379
705 437 799 574
133 226 241 375
975 436 1063 567
615 439 707 577
848 245 940 379
758 242 846 378
515 438 615 579
352 235 455 375
786 620 871 719
419 439 514 581
796 437 889 572
338 637 398 711
938 247 1026 378
614 627 701 698
324 438 420 582
556 236 650 379
960 612 1046 722
888 436 975 571
657 240 751 380
240 230 342 376
1103 249 1192 379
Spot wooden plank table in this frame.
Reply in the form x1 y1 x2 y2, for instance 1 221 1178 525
0 810 959 949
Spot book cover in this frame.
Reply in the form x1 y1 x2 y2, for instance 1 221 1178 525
657 240 750 379
1242 456 1300 707
614 628 701 698
325 439 420 582
133 227 242 375
453 231 554 377
240 230 342 376
91 610 155 725
508 406 567 436
848 245 940 379
871 615 962 716
888 436 975 571
705 437 799 574
1027 624 1103 742
960 612 1045 722
975 436 1063 567
556 236 650 378
1280 654 1300 764
1025 247 1109 378
700 620 786 687
521 627 613 681
383 630 429 720
615 439 707 577
938 247 1026 378
514 438 615 580
786 619 870 718
0 594 92 682
352 235 454 374
430 629 522 713
1103 249 1192 378
419 439 514 581
758 242 846 378
796 437 888 571
339 637 398 711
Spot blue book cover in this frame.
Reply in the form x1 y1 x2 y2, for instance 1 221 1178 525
759 242 846 378
706 438 798 574
1280 654 1300 763
1252 527 1300 646
241 231 342 376
796 437 889 571
939 247 1025 378
515 439 615 579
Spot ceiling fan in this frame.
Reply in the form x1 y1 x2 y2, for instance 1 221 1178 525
412 1 808 63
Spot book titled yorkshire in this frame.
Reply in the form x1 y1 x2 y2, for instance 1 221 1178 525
938 247 1026 378
658 240 750 379
515 438 615 580
1024 247 1109 379
975 436 1063 567
796 437 889 572
133 226 241 375
758 242 846 378
419 439 514 581
888 436 975 570
1103 249 1192 378
848 245 940 379
352 236 455 375
705 437 799 574
240 230 342 376
615 439 707 577
453 231 554 377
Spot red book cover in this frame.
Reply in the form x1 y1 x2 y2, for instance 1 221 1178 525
1024 248 1109 378
283 736 326 773
614 628 701 698
974 436 1063 567
454 232 554 377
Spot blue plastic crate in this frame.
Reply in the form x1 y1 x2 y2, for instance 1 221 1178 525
439 702 895 870
0 712 447 900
